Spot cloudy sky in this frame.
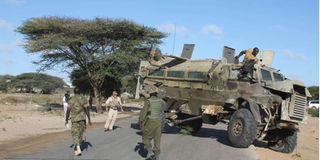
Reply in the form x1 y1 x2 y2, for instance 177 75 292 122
0 0 318 86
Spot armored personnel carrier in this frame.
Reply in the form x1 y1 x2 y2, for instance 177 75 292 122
137 45 310 153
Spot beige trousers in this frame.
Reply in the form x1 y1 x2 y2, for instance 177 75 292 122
104 108 118 130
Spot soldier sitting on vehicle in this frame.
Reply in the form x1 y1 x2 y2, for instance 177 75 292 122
235 47 259 80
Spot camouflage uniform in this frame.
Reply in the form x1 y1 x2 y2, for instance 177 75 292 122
139 96 166 158
69 95 87 146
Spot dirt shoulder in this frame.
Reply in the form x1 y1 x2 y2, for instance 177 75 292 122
256 117 319 160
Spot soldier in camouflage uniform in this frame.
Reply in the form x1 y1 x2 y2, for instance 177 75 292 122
65 92 92 156
139 87 166 160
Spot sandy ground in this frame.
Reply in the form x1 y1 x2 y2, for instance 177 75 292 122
256 117 319 160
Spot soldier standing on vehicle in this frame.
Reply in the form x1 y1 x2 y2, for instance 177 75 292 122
139 88 166 160
235 47 259 79
104 91 123 132
65 90 92 156
63 91 71 127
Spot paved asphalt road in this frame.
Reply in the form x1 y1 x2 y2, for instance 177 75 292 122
8 116 259 160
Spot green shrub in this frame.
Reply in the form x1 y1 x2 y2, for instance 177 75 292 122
307 108 319 117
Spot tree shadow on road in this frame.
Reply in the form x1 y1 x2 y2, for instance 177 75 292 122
195 128 271 149
192 127 232 147
131 123 180 136
130 123 140 130
131 122 231 147
80 140 93 151
130 123 143 136
112 125 121 130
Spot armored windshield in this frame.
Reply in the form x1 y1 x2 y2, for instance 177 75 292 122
273 72 284 81
261 69 272 81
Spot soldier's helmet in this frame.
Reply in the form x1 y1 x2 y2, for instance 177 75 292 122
253 47 259 55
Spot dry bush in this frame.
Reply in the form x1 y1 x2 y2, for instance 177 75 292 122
0 93 63 105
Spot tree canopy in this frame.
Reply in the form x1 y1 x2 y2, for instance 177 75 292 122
17 17 166 110
0 75 15 92
0 73 65 94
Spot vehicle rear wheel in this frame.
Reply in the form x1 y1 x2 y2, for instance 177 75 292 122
268 131 297 153
177 113 203 135
227 108 258 148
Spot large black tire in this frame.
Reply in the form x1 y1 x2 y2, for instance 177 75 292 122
177 113 203 135
227 108 258 148
268 131 297 153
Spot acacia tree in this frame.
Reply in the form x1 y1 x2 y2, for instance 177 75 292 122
17 17 165 111
70 68 121 97
11 73 65 94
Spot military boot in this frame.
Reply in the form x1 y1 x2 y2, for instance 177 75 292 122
146 154 159 160
75 145 82 156
145 149 153 159
154 154 160 160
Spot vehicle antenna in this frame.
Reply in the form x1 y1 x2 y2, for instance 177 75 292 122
172 23 176 55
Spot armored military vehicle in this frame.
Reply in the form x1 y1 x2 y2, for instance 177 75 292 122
137 45 310 153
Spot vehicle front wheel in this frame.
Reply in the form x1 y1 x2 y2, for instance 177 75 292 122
268 131 297 153
227 108 258 148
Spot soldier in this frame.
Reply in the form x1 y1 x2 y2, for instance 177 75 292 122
149 48 163 67
148 48 169 70
139 88 166 160
65 91 92 156
88 94 93 111
235 47 260 79
63 91 71 127
104 91 124 132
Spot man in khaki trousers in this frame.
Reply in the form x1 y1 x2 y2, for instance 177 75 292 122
104 91 123 131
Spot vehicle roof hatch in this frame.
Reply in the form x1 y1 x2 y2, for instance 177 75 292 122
181 44 195 59
257 50 275 66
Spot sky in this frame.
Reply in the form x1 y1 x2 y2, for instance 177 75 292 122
0 0 319 86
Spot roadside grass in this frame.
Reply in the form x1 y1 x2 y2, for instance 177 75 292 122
307 108 319 117
0 93 62 105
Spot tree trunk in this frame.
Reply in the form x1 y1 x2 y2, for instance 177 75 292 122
93 85 103 113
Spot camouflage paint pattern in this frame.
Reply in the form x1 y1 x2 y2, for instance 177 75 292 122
71 120 86 146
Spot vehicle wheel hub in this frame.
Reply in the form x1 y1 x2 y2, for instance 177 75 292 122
232 120 243 136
